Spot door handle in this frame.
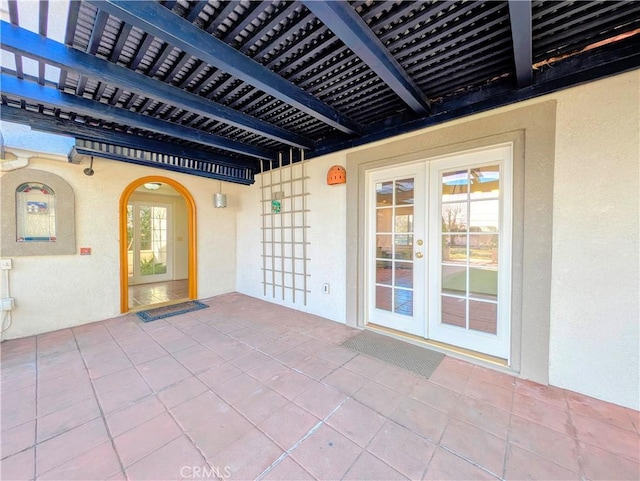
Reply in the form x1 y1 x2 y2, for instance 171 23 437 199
415 252 423 258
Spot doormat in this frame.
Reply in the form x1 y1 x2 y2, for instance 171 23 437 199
340 330 445 379
136 301 208 323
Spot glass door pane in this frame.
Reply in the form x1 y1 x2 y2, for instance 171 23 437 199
374 178 415 316
440 165 500 334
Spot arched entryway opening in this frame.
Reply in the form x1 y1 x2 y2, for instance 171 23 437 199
119 176 197 313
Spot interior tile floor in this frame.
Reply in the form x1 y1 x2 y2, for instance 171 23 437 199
128 279 189 309
1 293 638 481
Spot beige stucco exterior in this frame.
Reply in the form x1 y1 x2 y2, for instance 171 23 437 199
1 70 638 409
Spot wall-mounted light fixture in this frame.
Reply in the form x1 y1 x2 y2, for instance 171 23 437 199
83 156 95 176
214 180 227 208
143 182 161 190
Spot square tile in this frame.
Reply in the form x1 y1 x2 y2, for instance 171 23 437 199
293 382 348 419
452 395 511 440
125 435 208 481
326 398 386 448
0 420 35 459
390 397 449 443
212 428 284 481
266 370 317 401
37 397 101 442
290 424 363 481
137 355 192 391
409 380 459 414
571 411 639 463
260 456 314 480
424 447 498 480
186 407 255 459
37 442 121 480
259 402 320 449
512 391 573 436
105 394 166 437
156 376 209 409
170 391 229 430
343 451 408 480
114 412 182 467
36 418 110 476
578 441 640 480
504 444 579 480
215 372 264 404
322 367 368 396
198 362 243 388
440 418 507 475
367 420 436 480
0 447 34 481
234 386 289 424
508 414 580 472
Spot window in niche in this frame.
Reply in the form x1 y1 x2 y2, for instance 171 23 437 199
16 182 57 242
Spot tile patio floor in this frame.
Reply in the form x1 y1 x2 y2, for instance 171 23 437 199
1 293 638 481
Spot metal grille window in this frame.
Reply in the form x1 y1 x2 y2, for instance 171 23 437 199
16 182 57 242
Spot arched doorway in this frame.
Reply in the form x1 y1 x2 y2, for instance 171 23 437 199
119 176 197 312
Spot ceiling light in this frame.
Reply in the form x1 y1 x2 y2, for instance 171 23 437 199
143 182 161 190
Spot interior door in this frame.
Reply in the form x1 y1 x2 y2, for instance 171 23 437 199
127 201 173 285
367 162 427 336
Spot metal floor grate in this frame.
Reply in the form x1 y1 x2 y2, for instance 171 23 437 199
341 330 445 379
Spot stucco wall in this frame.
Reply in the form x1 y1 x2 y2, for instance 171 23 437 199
549 71 640 409
0 154 241 340
236 153 347 324
235 70 639 409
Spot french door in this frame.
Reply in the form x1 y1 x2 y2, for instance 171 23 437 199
366 144 512 359
127 201 173 285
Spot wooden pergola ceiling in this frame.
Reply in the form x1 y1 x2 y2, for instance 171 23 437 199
1 0 639 184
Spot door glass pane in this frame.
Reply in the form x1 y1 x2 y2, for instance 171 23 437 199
439 161 503 339
394 289 413 316
395 206 414 233
442 265 466 295
376 181 393 206
442 296 466 327
469 300 497 334
376 235 392 258
470 165 499 200
469 234 496 265
376 286 392 311
376 208 392 233
469 268 498 300
470 200 499 230
395 178 414 205
394 235 413 260
140 206 168 277
443 234 467 263
376 261 392 285
442 203 467 232
442 170 468 202
395 262 413 288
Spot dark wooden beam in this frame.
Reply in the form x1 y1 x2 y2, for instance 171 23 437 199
1 22 314 149
87 0 362 135
303 0 430 115
1 74 274 160
1 106 259 170
508 0 533 88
